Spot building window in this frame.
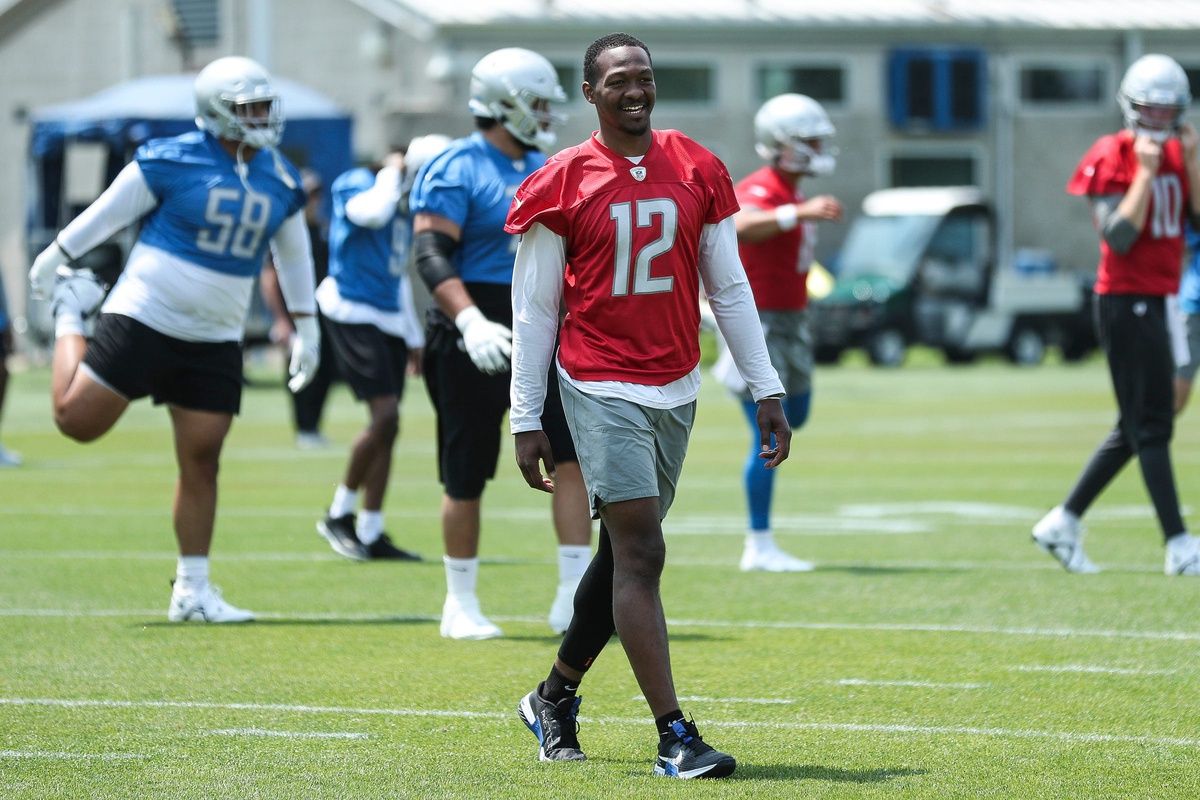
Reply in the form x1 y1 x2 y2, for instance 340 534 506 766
890 155 976 187
171 0 219 46
552 64 578 100
756 65 845 103
653 65 714 103
888 48 986 132
1020 64 1105 105
1183 66 1200 103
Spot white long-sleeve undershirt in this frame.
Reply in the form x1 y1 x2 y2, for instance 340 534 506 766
344 165 403 229
510 217 783 433
269 211 316 316
57 162 157 258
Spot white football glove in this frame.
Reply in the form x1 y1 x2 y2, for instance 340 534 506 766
288 316 321 393
29 241 69 300
455 305 512 375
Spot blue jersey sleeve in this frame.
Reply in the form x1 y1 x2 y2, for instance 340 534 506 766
135 136 199 202
409 149 472 226
279 161 307 217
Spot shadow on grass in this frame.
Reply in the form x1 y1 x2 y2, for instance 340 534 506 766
603 760 925 783
138 615 439 629
737 764 927 783
819 565 960 576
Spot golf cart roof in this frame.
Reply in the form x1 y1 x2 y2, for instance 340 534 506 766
862 186 986 217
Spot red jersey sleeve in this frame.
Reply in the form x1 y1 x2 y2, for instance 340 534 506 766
505 164 569 236
1066 133 1131 197
704 154 741 224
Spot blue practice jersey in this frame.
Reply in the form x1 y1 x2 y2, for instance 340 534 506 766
327 168 410 312
1182 223 1200 314
408 132 545 285
136 131 305 277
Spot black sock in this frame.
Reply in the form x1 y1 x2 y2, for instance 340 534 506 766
655 709 685 738
540 666 579 703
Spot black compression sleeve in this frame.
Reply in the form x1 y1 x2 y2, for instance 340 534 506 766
414 230 460 292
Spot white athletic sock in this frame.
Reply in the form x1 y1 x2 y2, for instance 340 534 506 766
357 511 383 545
444 556 479 598
329 484 357 518
175 556 209 593
745 529 775 550
55 309 85 338
557 545 591 587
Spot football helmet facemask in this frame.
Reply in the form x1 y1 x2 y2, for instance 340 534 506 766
194 56 284 149
1118 54 1191 143
754 93 838 177
468 48 567 152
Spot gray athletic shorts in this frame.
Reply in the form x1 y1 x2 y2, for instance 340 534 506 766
1176 313 1200 381
558 377 695 521
760 309 814 397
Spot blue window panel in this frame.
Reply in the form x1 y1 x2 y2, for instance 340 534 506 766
888 48 987 132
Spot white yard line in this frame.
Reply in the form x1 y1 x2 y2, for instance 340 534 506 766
207 728 369 740
1011 665 1179 676
834 679 988 689
0 608 1197 642
0 749 145 760
634 694 795 705
3 697 1198 749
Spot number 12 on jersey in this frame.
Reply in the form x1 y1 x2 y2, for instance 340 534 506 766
609 198 678 297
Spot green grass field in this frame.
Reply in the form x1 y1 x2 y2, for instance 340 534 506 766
2 352 1198 799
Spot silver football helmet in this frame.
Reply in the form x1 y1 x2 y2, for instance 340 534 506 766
194 56 284 149
753 93 837 176
400 133 452 197
468 48 567 151
1118 54 1191 143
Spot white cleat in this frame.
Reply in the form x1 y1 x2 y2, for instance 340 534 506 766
1165 533 1200 576
1032 506 1100 574
739 543 815 573
548 583 577 634
440 594 502 640
167 583 255 623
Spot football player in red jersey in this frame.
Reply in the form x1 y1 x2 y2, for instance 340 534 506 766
506 32 789 778
1033 54 1200 576
720 93 844 573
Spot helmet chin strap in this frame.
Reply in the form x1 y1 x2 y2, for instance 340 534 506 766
232 139 297 195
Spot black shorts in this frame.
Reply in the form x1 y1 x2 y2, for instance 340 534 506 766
324 319 409 400
83 313 243 414
423 317 577 500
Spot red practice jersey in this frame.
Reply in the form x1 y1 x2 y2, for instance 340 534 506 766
1067 131 1190 296
506 129 740 385
735 166 811 311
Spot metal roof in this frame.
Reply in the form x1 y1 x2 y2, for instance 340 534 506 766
353 0 1200 31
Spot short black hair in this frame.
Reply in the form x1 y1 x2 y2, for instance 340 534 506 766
583 32 651 86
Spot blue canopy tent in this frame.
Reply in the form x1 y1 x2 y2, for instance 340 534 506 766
25 73 353 342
